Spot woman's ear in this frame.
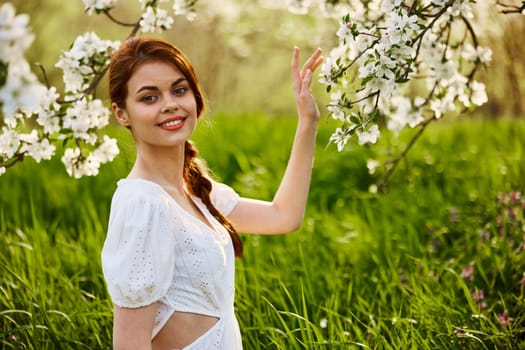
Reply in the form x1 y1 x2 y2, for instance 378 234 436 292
112 102 130 127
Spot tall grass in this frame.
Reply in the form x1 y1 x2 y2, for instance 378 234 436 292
1 115 524 349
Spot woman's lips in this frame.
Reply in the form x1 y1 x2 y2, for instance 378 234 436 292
159 116 185 130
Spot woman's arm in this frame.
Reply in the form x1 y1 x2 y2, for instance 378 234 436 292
227 47 323 234
113 304 157 350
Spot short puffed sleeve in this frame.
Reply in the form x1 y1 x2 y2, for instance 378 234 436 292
101 191 174 308
210 180 240 216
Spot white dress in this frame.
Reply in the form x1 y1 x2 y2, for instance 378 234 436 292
101 178 243 349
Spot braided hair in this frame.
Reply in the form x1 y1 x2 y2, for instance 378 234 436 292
183 140 243 257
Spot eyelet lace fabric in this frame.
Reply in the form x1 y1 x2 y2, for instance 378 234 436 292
101 178 242 349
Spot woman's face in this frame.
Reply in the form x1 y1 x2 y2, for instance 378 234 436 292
112 60 198 151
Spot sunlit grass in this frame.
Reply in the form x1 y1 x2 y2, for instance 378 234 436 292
1 115 524 349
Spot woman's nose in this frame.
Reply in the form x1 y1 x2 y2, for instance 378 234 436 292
161 98 179 113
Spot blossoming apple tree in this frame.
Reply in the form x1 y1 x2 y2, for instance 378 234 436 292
0 0 199 178
0 0 522 186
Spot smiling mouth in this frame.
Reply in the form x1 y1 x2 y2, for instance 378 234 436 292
158 116 186 129
160 119 184 127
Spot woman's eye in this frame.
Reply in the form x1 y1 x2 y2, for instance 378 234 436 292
172 87 188 96
141 95 157 103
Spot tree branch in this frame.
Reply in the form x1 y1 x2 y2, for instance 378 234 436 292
377 115 437 192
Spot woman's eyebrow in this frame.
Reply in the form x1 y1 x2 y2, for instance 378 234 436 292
135 77 187 94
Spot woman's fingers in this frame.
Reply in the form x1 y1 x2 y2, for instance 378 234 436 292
302 48 323 73
292 47 323 95
292 46 301 93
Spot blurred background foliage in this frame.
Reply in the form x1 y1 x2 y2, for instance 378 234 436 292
8 0 525 119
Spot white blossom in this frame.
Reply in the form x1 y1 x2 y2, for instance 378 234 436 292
0 2 34 62
336 22 353 42
419 33 447 67
328 91 346 121
3 112 24 128
381 0 403 13
140 6 174 33
366 77 396 98
62 97 111 141
330 127 352 152
386 96 415 133
18 129 38 144
39 86 60 111
82 0 118 15
470 81 488 106
28 138 55 162
62 148 81 178
318 56 337 88
0 59 46 117
367 159 381 174
446 1 474 20
357 124 380 145
0 127 21 158
55 32 120 93
384 12 419 45
19 130 55 162
407 108 424 128
461 44 492 63
436 60 458 83
354 28 377 54
430 95 455 119
327 105 345 122
92 135 119 163
36 109 61 135
173 0 197 21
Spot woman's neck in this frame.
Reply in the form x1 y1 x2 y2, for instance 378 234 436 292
128 145 186 191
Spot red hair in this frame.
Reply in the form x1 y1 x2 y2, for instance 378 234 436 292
108 37 243 257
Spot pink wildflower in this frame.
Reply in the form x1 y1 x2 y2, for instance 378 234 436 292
498 310 510 327
479 231 490 241
509 191 521 205
461 266 474 281
471 289 484 302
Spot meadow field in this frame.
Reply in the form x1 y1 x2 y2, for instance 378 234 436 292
1 114 524 349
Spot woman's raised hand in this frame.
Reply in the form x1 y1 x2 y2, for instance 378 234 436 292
225 47 324 235
291 46 323 125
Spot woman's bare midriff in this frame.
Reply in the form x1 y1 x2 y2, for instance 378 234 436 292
152 311 219 350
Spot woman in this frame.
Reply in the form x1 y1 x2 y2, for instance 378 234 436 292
101 36 323 350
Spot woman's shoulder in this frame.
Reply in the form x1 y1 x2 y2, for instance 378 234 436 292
108 178 174 215
102 179 176 308
209 178 239 216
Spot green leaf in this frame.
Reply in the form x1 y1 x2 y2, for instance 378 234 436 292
368 109 380 122
0 60 8 87
349 114 361 125
361 75 374 86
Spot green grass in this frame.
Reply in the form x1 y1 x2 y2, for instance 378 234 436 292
1 114 524 349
